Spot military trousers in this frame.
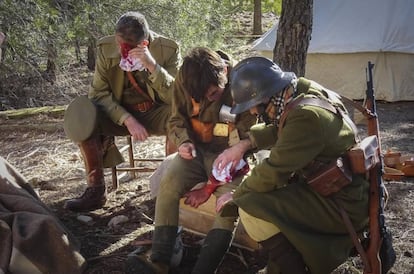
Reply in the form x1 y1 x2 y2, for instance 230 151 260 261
64 95 171 142
154 147 242 231
95 103 170 137
64 96 171 167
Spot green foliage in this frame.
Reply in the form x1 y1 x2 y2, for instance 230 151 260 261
264 0 282 14
0 0 279 106
223 0 282 14
0 0 231 73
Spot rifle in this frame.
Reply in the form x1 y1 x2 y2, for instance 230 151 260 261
363 61 396 274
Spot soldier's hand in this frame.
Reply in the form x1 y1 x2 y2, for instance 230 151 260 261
213 139 252 173
214 147 242 174
183 187 211 208
123 116 149 141
129 40 157 73
178 142 196 160
216 192 233 213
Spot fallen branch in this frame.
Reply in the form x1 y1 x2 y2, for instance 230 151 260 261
87 251 129 262
0 105 67 119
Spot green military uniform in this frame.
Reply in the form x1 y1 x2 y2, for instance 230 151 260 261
233 78 369 274
154 52 256 230
64 31 180 166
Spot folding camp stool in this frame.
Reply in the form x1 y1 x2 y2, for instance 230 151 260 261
111 135 175 189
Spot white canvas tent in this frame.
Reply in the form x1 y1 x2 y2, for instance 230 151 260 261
252 0 414 101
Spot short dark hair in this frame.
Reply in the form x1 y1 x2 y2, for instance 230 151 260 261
180 47 227 102
115 11 149 44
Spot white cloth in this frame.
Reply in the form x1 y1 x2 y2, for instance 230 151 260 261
119 56 145 72
212 159 247 183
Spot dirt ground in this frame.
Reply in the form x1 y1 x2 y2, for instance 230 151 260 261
1 12 414 274
1 100 413 274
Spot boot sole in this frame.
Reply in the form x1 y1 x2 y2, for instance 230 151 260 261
63 199 106 212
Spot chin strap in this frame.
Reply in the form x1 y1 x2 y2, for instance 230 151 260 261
257 103 271 124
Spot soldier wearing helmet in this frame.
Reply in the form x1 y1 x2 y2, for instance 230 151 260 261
217 56 370 274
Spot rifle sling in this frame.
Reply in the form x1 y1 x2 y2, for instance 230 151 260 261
333 198 372 273
324 89 376 120
278 97 359 141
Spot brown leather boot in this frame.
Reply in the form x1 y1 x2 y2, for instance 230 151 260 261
64 136 106 211
260 233 310 274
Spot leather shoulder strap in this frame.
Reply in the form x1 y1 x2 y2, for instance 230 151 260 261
278 97 337 136
278 96 362 144
126 71 153 102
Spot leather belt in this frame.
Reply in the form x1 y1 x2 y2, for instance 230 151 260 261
125 101 154 113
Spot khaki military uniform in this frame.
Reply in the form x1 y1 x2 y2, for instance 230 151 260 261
154 52 257 230
233 78 370 274
64 31 180 166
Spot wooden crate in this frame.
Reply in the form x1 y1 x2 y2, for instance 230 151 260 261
179 196 260 251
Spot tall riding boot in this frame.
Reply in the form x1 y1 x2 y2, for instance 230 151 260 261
191 229 234 274
64 136 106 211
125 225 178 274
260 233 309 274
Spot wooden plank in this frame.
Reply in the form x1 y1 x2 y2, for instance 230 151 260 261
179 197 260 251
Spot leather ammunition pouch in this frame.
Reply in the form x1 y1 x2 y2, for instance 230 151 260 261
305 135 379 196
190 118 214 143
306 157 352 196
346 135 380 174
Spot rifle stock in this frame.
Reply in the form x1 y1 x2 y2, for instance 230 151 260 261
364 61 385 274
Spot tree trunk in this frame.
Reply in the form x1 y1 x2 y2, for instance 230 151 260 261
87 38 96 71
45 37 57 84
273 0 313 76
87 11 98 71
253 0 262 35
75 39 83 64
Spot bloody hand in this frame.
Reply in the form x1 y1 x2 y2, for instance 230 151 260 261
183 182 220 208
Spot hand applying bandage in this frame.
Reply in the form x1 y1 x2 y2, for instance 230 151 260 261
183 159 249 208
119 40 149 71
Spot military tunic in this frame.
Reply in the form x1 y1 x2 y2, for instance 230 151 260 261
233 78 369 274
65 31 180 141
154 52 257 229
89 32 180 128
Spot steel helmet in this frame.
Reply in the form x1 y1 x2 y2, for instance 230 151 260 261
230 57 296 114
